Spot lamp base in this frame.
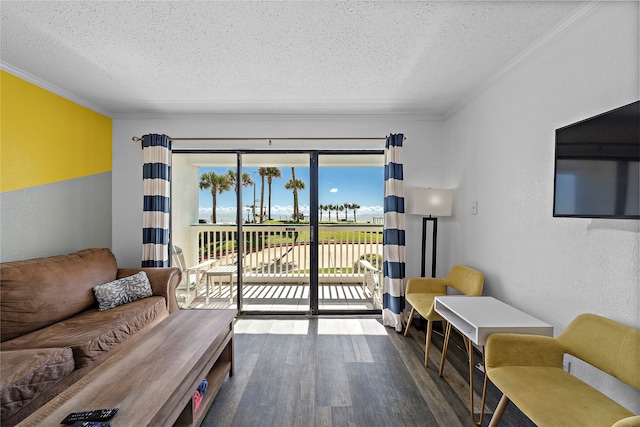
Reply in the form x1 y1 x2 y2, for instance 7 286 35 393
421 217 438 278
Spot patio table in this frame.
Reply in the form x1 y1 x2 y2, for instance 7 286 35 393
206 265 237 303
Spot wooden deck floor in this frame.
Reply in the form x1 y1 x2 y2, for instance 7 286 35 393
201 317 535 427
186 283 380 312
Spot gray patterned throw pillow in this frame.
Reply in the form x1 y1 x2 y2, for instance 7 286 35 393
93 271 153 311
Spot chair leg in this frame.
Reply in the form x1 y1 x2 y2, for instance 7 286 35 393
488 394 510 427
404 307 415 336
424 320 434 366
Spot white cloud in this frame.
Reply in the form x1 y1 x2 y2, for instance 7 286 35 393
357 205 384 214
330 188 338 193
270 205 292 213
199 206 235 213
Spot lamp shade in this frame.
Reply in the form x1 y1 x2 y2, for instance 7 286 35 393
408 188 453 217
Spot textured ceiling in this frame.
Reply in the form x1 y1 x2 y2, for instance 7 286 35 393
1 1 585 117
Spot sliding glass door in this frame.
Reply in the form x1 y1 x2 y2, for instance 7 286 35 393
171 150 383 314
239 153 311 313
317 153 384 311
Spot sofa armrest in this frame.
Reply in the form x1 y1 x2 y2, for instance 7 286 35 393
118 267 182 313
612 416 640 427
486 333 564 370
406 277 447 295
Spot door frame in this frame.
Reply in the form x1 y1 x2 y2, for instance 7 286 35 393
172 148 384 316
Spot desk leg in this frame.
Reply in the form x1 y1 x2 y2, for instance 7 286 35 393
467 340 489 426
438 323 488 425
439 322 453 377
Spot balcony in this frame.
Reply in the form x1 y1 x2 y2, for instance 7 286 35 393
174 223 383 312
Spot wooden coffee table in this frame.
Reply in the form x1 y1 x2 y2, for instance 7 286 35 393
18 309 236 427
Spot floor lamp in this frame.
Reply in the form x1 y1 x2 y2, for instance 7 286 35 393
408 188 453 277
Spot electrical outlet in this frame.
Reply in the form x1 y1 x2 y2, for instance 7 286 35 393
471 201 478 215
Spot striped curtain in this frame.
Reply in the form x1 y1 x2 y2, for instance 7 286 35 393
382 133 406 332
141 134 171 267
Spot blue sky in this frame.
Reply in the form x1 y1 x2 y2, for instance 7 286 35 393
199 166 384 221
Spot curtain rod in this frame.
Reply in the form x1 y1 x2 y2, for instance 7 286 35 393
132 136 395 144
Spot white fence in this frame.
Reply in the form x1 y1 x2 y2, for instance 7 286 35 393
188 224 383 283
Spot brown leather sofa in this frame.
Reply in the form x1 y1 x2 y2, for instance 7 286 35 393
0 248 181 425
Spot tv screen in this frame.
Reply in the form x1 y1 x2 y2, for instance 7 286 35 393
553 100 640 219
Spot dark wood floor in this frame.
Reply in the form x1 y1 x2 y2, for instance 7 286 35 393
202 317 535 427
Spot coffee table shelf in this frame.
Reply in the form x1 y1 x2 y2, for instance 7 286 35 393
174 349 232 426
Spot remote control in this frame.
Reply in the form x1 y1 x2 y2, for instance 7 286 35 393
69 422 111 427
61 408 119 424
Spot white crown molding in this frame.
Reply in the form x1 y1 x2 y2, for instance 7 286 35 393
442 1 607 120
112 111 443 121
1 62 113 118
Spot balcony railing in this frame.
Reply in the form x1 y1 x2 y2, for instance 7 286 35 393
188 223 383 283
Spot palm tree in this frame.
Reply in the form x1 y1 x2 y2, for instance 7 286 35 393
338 204 345 221
351 203 361 222
199 171 231 223
345 203 354 221
263 167 281 220
226 170 254 194
285 167 305 222
328 204 336 221
318 204 326 221
343 203 350 221
226 170 254 222
258 168 267 223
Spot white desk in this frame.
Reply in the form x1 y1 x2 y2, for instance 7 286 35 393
434 296 553 425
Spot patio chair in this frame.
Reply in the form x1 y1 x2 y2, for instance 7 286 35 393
359 259 382 308
171 245 216 308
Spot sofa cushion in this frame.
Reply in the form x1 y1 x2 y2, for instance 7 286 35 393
0 248 118 342
1 296 167 368
93 271 153 311
0 348 75 421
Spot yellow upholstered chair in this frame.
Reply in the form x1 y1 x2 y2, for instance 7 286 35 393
404 264 484 366
485 313 640 427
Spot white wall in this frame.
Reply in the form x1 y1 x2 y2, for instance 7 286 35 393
112 115 444 275
171 155 200 265
443 2 639 410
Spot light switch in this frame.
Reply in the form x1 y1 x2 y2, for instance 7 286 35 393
471 201 478 215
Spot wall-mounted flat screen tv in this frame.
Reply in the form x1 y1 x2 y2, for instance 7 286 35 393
553 100 639 219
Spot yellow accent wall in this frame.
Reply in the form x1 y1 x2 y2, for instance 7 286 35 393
0 70 112 193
